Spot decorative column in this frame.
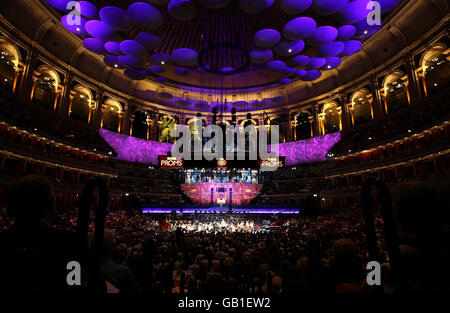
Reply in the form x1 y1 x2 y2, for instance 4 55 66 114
339 95 350 131
117 112 124 133
150 112 159 141
318 113 325 136
92 90 104 129
29 76 38 101
129 114 135 136
67 93 75 117
312 103 320 137
121 103 132 135
405 54 421 105
371 78 384 119
337 107 344 131
146 116 152 140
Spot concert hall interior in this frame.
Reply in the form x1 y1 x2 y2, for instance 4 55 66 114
0 0 449 296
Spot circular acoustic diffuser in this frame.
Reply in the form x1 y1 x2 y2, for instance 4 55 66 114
302 69 322 81
176 99 191 107
234 101 249 108
157 91 173 100
265 60 286 72
136 32 163 50
250 49 273 64
281 66 296 75
354 19 382 39
337 0 372 25
83 38 107 54
104 55 124 68
254 29 281 48
323 57 342 70
156 76 168 83
311 0 349 16
275 40 305 57
200 0 232 9
46 0 71 12
239 0 274 14
76 1 98 19
127 2 163 29
151 53 171 65
252 101 267 109
175 68 189 76
283 17 317 40
124 68 149 80
105 41 122 55
378 0 402 14
220 67 235 75
295 69 307 77
287 55 310 67
194 102 210 110
99 6 133 31
168 0 198 21
280 0 312 15
279 78 292 85
309 26 338 45
318 41 345 57
85 20 115 41
118 55 144 68
341 40 362 56
309 57 326 68
171 48 199 66
61 15 89 36
120 40 147 57
146 0 170 3
150 65 165 74
337 25 356 40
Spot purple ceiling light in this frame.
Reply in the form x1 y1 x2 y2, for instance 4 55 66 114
275 132 341 165
309 57 326 68
85 20 115 41
136 32 163 49
99 129 172 165
337 25 356 40
275 40 305 57
147 0 170 3
281 65 296 74
341 40 362 56
337 0 372 24
120 40 147 57
311 0 349 15
118 55 144 68
280 0 313 15
295 69 307 77
250 49 273 64
168 0 198 21
150 65 165 73
279 78 292 85
265 60 286 72
354 19 382 39
127 2 163 29
288 55 310 67
104 41 122 55
254 29 281 48
239 0 274 14
83 38 107 54
175 68 189 76
283 17 317 40
99 6 133 31
46 0 71 12
76 1 98 19
309 26 338 45
302 69 322 81
323 57 342 70
151 53 171 65
318 41 345 57
171 48 199 66
61 15 89 36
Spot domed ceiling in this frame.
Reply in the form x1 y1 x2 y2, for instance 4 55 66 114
45 0 403 90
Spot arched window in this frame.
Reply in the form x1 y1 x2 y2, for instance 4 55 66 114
322 102 341 134
421 44 450 96
32 65 60 111
383 71 409 113
70 85 93 123
0 40 20 92
132 111 149 139
102 99 122 132
296 112 311 140
350 89 373 126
